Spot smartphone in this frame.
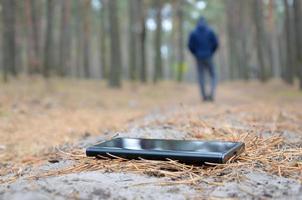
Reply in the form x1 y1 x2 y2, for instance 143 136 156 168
86 138 245 164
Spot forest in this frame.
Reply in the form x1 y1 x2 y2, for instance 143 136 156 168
1 0 302 199
1 0 302 88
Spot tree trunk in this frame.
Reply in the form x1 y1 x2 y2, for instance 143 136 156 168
83 0 91 78
176 0 185 82
283 0 295 84
225 0 238 80
294 0 302 89
237 0 251 80
74 0 83 77
128 0 145 82
153 0 163 83
2 0 17 81
138 0 147 83
99 0 108 79
59 0 72 76
253 0 268 82
25 0 41 74
43 0 55 78
268 0 281 78
169 1 178 80
128 0 137 81
31 0 41 66
108 0 122 87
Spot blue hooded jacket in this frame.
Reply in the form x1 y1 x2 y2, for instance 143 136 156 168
188 18 219 60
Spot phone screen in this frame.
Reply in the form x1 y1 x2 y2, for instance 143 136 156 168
98 138 238 154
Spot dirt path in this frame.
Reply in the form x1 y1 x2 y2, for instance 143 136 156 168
1 121 301 199
1 80 302 199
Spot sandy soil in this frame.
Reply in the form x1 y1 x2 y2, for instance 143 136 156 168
0 79 302 199
1 126 301 199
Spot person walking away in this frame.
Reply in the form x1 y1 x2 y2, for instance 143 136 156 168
188 17 219 102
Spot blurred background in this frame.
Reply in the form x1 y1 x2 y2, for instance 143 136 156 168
0 0 301 88
1 0 302 170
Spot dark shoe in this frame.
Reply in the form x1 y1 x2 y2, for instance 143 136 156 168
208 95 215 102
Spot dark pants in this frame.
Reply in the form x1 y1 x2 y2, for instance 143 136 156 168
196 58 217 100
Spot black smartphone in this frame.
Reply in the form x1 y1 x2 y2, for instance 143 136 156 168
86 138 245 164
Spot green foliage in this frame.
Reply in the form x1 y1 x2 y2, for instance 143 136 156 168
171 62 188 81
